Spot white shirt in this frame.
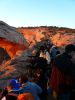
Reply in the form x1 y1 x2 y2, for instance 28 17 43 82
40 50 51 64
1 96 6 100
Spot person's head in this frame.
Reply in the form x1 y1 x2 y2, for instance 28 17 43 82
17 93 34 100
18 74 28 84
40 45 45 51
65 44 75 58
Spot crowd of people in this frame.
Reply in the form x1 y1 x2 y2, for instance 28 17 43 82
0 40 75 100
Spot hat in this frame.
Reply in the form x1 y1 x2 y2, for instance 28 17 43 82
8 79 20 90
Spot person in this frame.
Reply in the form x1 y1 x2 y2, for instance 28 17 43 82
39 45 51 64
49 44 60 60
18 74 42 100
1 78 23 100
33 56 50 100
49 44 75 100
0 86 17 100
6 78 22 95
17 93 34 100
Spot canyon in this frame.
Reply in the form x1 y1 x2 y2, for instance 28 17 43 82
0 21 75 87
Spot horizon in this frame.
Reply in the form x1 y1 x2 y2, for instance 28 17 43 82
1 20 74 29
0 0 75 29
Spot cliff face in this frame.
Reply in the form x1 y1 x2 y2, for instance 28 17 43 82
0 38 27 58
0 21 28 58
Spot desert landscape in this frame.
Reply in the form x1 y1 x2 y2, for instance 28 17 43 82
0 21 75 88
0 0 75 99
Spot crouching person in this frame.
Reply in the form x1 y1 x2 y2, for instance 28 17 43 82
18 74 42 100
1 78 22 100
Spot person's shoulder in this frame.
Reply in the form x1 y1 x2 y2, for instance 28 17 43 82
31 82 39 87
54 53 64 62
55 53 62 58
30 82 36 85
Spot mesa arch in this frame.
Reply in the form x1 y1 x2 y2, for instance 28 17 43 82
0 38 27 58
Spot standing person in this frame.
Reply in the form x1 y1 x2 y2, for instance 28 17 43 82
49 44 75 100
49 44 60 60
39 45 51 65
33 57 48 100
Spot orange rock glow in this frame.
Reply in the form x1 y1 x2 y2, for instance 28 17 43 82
17 28 44 47
0 38 27 58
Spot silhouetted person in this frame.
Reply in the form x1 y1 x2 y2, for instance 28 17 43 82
49 44 75 100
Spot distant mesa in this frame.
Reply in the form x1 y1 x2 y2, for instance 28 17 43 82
17 26 75 47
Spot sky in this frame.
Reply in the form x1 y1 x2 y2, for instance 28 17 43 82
0 0 75 28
